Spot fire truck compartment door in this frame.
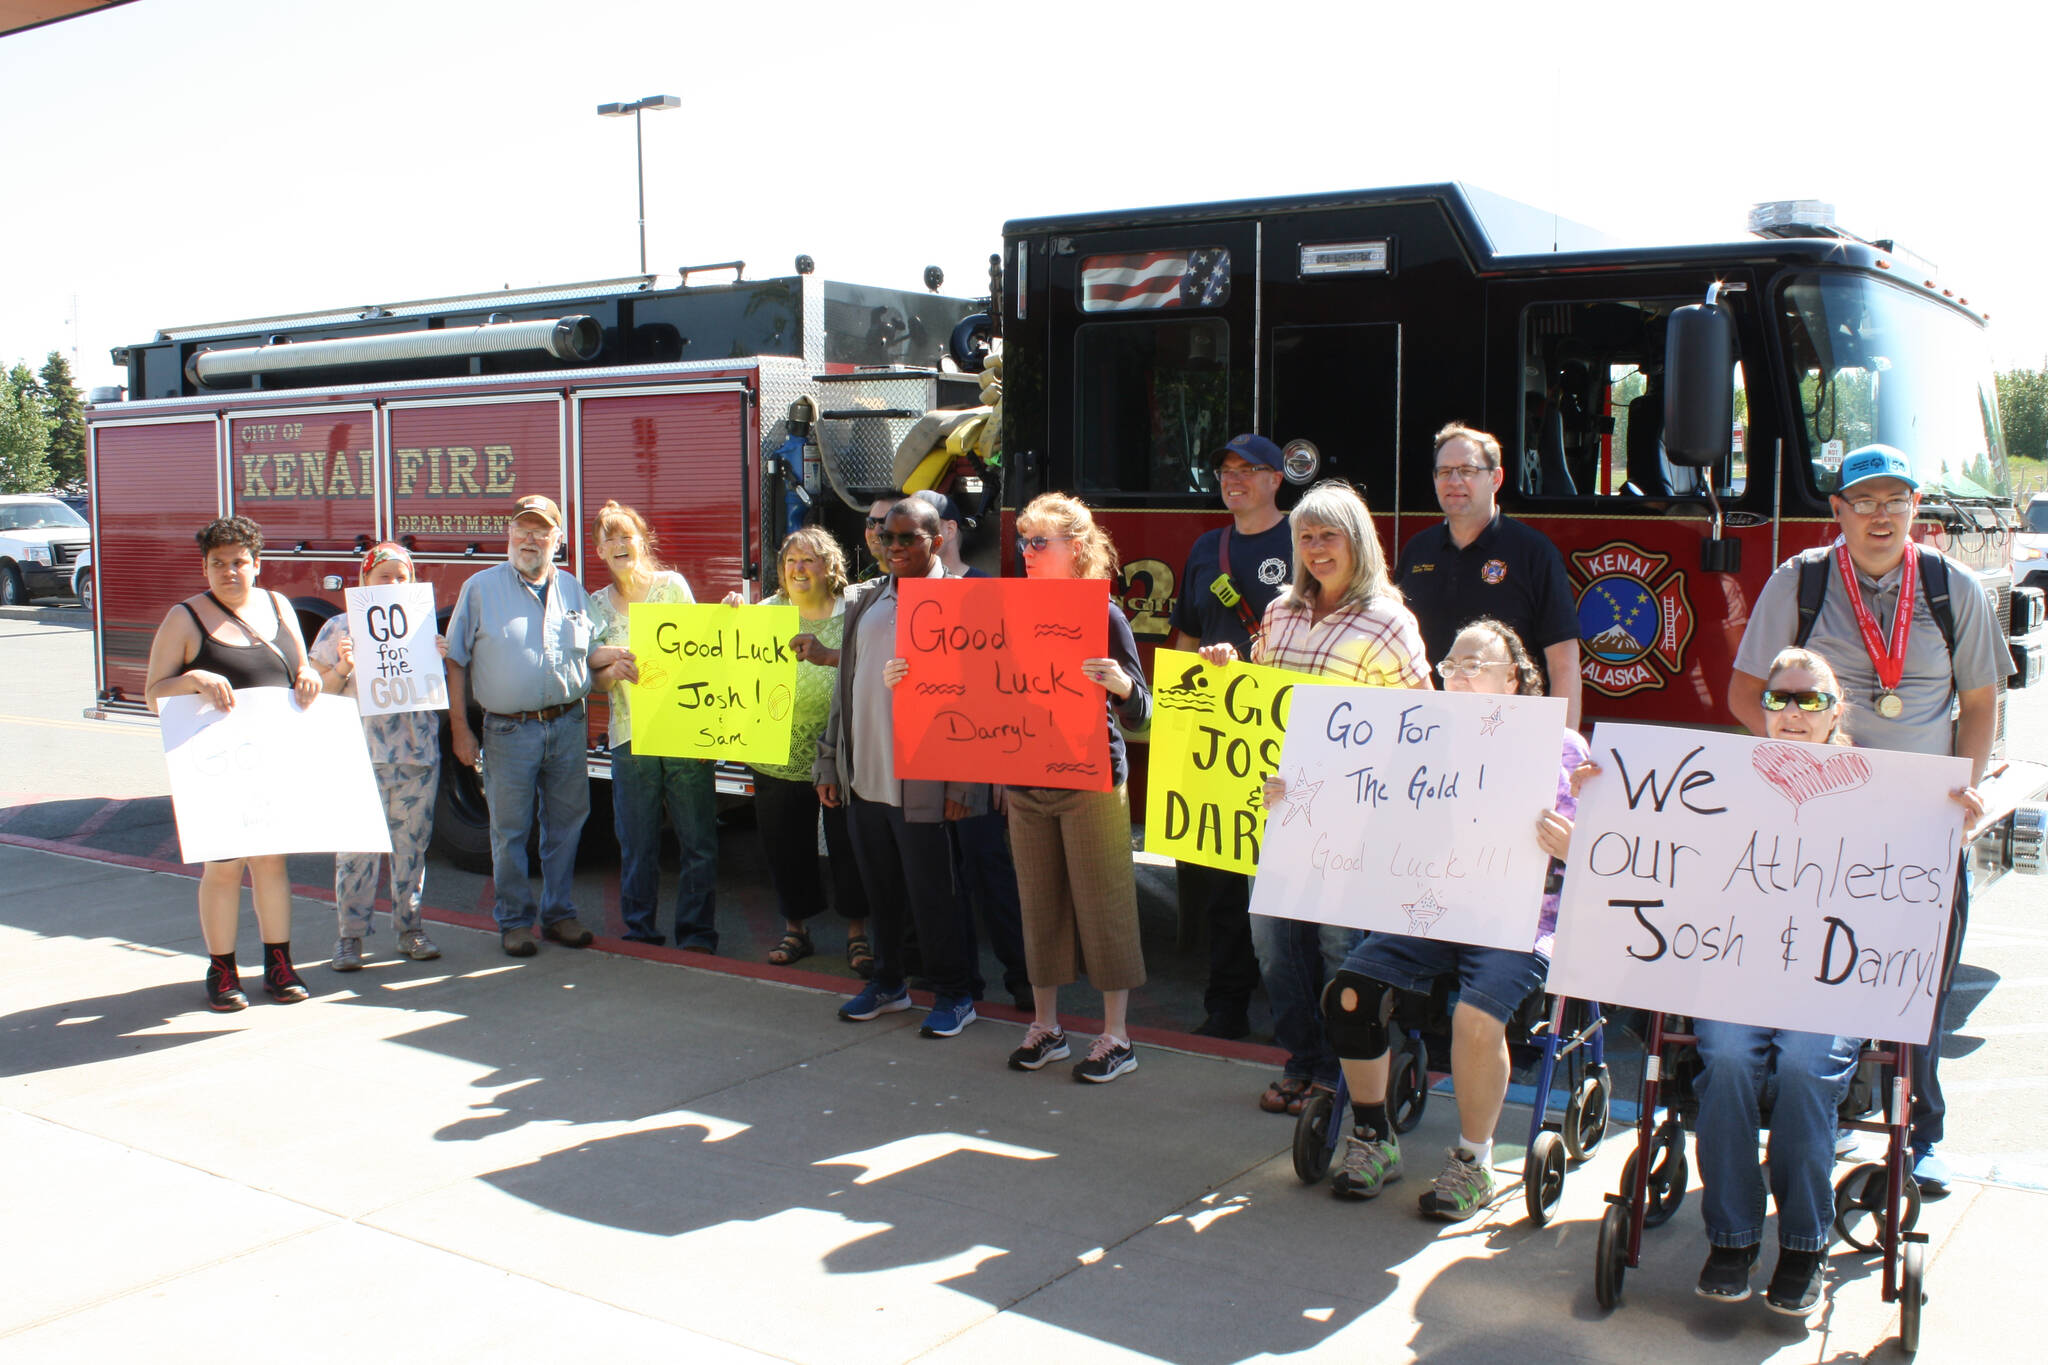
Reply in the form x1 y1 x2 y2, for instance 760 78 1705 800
1268 323 1400 504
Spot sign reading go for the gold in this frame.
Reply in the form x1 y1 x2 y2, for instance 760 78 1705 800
1143 648 1360 874
626 603 800 764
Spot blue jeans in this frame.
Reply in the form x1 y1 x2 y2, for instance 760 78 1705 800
611 741 717 949
481 707 591 932
1694 1019 1859 1252
1913 867 1969 1148
1251 913 1361 1086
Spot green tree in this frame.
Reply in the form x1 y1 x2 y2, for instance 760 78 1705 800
0 363 56 494
36 351 86 489
1995 366 2048 463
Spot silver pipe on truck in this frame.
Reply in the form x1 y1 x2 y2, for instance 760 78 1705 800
184 315 602 388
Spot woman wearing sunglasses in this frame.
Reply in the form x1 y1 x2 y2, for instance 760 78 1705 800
1202 480 1432 1119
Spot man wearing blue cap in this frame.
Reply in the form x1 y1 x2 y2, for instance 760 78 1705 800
1731 443 2004 1198
1168 434 1294 1046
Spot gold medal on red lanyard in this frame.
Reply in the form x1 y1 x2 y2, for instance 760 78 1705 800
1835 543 1913 719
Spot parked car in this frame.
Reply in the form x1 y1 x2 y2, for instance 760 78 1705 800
0 494 91 605
71 544 93 612
2018 492 2048 592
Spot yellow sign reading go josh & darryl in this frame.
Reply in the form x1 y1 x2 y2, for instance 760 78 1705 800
1144 648 1360 875
626 603 800 765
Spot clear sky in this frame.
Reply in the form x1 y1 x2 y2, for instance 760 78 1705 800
3 0 2042 393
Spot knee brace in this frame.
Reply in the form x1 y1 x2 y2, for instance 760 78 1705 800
1321 969 1396 1060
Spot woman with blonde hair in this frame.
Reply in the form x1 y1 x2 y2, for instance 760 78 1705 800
723 526 873 972
588 501 719 950
1203 479 1431 1115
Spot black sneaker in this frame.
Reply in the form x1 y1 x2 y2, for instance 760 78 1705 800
1765 1248 1826 1316
1696 1243 1760 1302
1192 1009 1251 1040
1008 1024 1071 1071
1072 1035 1137 1083
205 961 248 1013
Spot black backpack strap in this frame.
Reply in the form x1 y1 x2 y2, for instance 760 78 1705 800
1917 545 1957 659
1794 550 1830 649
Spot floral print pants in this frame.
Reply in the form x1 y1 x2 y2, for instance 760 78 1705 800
335 761 438 938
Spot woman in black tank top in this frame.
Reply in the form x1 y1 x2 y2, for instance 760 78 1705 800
144 517 323 1012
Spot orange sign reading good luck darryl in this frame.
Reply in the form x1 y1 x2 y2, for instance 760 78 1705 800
892 578 1112 791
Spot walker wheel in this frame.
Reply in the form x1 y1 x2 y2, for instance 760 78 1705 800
1389 1042 1429 1134
1832 1163 1922 1253
1899 1239 1925 1356
1620 1120 1689 1230
1564 1070 1611 1162
1525 1130 1567 1227
1594 1202 1628 1310
1292 1088 1337 1184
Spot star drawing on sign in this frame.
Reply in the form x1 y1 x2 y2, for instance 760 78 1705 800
1403 886 1448 937
1478 704 1505 737
1269 769 1323 827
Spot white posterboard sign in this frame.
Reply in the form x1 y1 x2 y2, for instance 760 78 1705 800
1247 685 1568 951
1545 723 1967 1044
344 582 446 717
160 690 393 864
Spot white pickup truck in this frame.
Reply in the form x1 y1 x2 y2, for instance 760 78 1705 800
0 494 91 605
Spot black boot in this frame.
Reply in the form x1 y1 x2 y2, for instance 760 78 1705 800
263 942 309 1003
205 953 248 1012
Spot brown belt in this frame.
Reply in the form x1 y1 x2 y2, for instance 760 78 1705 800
488 702 581 724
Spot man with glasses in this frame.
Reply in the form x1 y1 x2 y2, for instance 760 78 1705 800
1167 434 1295 1042
818 498 991 1038
1730 443 2003 1194
1396 423 1584 728
447 494 629 957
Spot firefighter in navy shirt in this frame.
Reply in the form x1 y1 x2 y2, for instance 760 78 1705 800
1396 423 1584 728
1167 433 1294 1042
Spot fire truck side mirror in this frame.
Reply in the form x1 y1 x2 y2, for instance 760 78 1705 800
1664 302 1734 467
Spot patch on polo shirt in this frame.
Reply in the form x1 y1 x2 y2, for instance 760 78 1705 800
1482 558 1508 585
1257 557 1288 586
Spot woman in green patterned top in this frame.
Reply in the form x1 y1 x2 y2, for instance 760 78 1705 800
725 526 873 972
590 501 721 950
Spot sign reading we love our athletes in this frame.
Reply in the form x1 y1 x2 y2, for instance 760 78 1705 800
892 577 1110 790
1545 723 1968 1043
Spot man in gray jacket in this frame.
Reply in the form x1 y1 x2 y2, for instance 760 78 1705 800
817 498 988 1038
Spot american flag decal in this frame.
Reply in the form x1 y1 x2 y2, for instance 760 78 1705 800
1080 247 1231 311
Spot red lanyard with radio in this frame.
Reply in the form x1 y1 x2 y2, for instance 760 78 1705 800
1212 527 1266 647
1834 543 1914 719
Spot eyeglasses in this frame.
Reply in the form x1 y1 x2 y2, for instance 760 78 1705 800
1841 496 1914 516
509 523 556 541
1761 689 1840 712
865 515 890 529
1017 534 1074 552
1432 464 1494 483
1436 657 1513 679
876 530 928 548
1216 464 1272 483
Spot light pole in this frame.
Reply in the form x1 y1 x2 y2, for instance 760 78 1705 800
596 95 680 275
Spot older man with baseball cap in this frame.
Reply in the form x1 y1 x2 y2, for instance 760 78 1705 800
446 493 631 956
1730 443 2005 1194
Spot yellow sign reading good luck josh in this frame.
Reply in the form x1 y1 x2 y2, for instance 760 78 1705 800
1143 648 1360 875
626 603 800 764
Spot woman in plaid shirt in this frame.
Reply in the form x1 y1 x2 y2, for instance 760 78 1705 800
1201 480 1431 1114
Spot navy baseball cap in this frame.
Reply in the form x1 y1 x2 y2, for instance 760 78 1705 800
1837 444 1918 494
1212 433 1284 472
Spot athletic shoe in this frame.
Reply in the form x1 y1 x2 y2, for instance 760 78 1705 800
1834 1127 1860 1161
1696 1243 1760 1302
1911 1145 1952 1196
1008 1023 1070 1071
920 995 978 1038
1765 1248 1826 1316
1072 1035 1137 1084
263 946 310 1003
328 937 365 972
1418 1146 1496 1222
395 929 441 961
205 961 248 1012
1331 1131 1402 1199
838 981 911 1022
541 917 594 948
502 927 539 958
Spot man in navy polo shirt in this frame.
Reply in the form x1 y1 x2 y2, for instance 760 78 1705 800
1396 423 1584 728
1169 433 1294 1040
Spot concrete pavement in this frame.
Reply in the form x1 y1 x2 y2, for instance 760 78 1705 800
1 841 2032 1363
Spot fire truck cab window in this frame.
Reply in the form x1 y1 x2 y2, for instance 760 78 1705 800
1518 298 1747 503
1074 318 1230 494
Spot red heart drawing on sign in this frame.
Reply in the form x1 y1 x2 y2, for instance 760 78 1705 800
1751 742 1873 821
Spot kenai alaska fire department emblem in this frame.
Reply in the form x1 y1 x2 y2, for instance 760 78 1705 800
1571 542 1694 698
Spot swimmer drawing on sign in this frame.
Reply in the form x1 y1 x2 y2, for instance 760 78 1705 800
1156 663 1217 714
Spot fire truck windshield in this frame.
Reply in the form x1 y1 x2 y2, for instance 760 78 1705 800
1781 273 2011 505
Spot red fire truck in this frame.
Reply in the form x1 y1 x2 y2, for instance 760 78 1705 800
82 185 2048 879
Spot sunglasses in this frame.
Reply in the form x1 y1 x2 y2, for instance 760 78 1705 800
1017 534 1074 553
1761 689 1840 712
1436 657 1512 679
876 530 928 548
865 515 890 529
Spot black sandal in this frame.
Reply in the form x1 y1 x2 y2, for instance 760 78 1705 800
767 927 814 967
846 934 875 979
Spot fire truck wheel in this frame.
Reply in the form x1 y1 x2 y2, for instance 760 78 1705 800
430 749 496 874
0 563 27 606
